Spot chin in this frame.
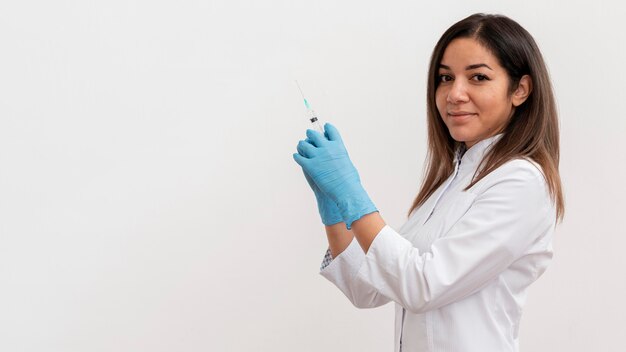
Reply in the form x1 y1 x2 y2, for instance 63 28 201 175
447 127 475 144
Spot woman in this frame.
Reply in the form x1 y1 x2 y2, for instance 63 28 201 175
293 13 564 351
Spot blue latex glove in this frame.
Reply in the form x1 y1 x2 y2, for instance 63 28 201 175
293 123 377 229
297 138 344 226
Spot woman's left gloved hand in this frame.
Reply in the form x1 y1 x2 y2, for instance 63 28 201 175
293 123 378 229
297 137 344 226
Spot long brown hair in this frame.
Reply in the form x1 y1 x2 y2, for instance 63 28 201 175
408 13 565 224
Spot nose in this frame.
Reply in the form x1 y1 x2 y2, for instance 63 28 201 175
446 80 469 104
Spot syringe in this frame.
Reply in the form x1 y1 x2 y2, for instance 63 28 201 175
295 80 325 134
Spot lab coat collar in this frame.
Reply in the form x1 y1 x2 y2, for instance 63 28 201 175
455 133 505 167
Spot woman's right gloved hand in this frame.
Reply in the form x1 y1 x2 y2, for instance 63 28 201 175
298 138 344 226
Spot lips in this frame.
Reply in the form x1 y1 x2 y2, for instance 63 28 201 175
447 112 476 122
448 111 476 116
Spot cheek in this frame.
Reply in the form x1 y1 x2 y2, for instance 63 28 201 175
475 91 503 113
482 86 512 110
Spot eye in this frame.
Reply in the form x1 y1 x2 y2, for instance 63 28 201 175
438 74 452 83
472 74 490 82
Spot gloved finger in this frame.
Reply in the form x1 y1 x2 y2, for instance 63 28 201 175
297 140 317 158
306 129 326 147
324 123 343 142
304 137 320 148
292 152 309 168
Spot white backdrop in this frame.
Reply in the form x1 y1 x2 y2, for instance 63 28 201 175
1 0 625 351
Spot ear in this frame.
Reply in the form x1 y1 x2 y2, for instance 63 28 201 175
512 75 533 107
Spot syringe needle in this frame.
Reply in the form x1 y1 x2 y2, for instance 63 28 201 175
294 80 310 109
294 80 325 134
295 80 304 98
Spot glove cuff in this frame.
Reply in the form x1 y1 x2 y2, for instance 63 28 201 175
318 198 344 226
335 184 378 230
314 191 344 226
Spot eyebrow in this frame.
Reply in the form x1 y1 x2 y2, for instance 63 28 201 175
439 63 493 71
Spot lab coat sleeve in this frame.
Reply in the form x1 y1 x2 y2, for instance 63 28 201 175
319 237 392 309
356 161 556 314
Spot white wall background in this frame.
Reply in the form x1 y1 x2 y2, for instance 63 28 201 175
1 0 624 351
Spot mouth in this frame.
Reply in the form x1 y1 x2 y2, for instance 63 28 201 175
448 113 477 122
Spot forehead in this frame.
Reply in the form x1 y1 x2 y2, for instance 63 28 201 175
439 38 499 69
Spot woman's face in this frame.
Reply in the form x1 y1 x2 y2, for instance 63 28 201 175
435 37 529 148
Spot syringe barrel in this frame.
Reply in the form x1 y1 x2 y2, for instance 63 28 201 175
310 117 325 134
307 109 325 134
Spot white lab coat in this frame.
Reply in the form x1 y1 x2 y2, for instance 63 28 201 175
320 133 556 352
